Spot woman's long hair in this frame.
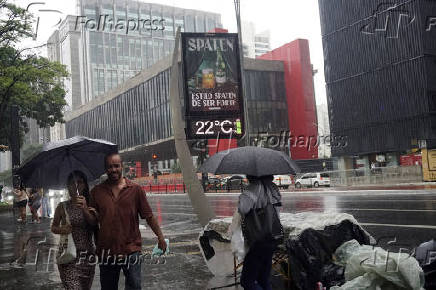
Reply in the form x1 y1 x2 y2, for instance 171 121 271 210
67 170 90 204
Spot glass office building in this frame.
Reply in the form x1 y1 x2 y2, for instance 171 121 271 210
48 0 222 111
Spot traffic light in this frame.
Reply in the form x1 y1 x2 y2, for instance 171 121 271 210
152 154 158 160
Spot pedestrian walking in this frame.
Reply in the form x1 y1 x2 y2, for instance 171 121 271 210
13 183 28 223
28 188 42 223
230 175 283 290
41 188 51 218
51 170 97 290
89 153 167 290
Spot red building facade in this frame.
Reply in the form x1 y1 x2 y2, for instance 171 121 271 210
204 32 318 160
258 39 318 160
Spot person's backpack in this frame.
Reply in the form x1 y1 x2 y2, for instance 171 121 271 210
240 185 284 248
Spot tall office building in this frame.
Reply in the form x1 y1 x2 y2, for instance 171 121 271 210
316 103 331 158
47 0 222 111
254 30 271 57
318 0 436 159
242 21 271 58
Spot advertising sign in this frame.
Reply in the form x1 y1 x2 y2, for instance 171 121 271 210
181 33 245 139
422 149 436 181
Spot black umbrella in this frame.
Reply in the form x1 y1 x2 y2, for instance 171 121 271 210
17 136 118 189
198 146 300 177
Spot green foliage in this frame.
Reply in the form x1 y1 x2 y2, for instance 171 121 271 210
0 0 69 147
0 0 33 46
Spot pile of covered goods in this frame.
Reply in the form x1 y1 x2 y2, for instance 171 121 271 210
199 212 425 289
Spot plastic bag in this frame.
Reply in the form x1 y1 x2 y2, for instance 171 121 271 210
331 240 425 290
231 225 246 262
56 202 76 264
330 273 397 290
151 239 169 257
286 219 372 289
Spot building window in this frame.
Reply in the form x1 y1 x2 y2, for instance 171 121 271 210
163 12 174 38
206 17 216 32
123 36 129 70
117 35 123 69
129 38 136 70
98 69 105 95
111 70 118 87
128 6 139 36
174 15 184 32
89 32 98 64
115 6 126 34
111 34 117 68
195 15 205 32
102 5 114 32
185 14 195 32
84 6 96 20
147 39 153 67
136 39 141 69
94 33 104 65
93 68 98 97
104 33 111 66
140 4 151 37
106 70 112 90
151 7 162 37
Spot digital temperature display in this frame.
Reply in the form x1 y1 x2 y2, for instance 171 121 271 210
182 33 245 140
188 117 244 139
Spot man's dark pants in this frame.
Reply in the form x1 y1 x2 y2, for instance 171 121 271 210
240 242 274 290
100 252 142 290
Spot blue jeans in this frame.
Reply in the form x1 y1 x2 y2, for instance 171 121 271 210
240 242 274 290
99 252 142 290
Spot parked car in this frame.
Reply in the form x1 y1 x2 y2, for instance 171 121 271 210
295 172 330 188
222 175 248 190
205 177 221 191
273 175 293 189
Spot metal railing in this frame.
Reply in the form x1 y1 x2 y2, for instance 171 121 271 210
325 165 423 187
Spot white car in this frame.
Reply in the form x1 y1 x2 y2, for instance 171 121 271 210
295 172 330 188
273 175 292 189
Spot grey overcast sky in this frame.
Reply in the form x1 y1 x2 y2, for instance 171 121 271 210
12 0 327 105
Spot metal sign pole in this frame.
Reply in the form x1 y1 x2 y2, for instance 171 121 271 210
234 0 250 146
169 27 215 227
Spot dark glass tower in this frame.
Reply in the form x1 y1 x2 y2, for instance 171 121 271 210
318 0 436 156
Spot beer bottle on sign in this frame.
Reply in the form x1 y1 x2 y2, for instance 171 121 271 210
215 47 226 86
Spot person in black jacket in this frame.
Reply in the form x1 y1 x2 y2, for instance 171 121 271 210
232 175 282 290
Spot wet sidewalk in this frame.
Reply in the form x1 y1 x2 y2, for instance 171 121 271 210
0 211 272 290
0 211 214 290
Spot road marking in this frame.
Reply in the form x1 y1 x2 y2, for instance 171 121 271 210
281 190 436 195
186 251 201 255
361 223 436 229
344 208 436 212
300 208 436 212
